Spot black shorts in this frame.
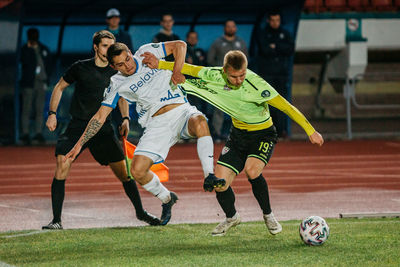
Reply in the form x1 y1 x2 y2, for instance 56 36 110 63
217 126 278 175
55 119 124 165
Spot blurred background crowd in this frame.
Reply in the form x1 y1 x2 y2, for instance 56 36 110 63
0 0 399 146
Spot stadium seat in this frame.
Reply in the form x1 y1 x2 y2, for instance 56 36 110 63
348 0 363 10
303 0 325 13
325 0 349 11
348 0 374 11
371 0 396 10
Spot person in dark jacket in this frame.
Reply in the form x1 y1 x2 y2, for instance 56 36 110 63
152 14 180 62
256 11 294 138
20 27 52 145
186 31 207 66
106 8 133 51
185 31 210 116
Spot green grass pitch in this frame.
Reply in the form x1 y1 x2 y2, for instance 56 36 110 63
0 218 399 266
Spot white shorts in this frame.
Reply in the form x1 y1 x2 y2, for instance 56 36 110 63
134 103 205 164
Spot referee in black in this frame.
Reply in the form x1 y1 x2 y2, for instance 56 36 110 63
42 30 160 229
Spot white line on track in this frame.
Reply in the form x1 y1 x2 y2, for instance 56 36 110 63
0 204 99 219
385 142 400 148
1 153 399 169
0 204 40 213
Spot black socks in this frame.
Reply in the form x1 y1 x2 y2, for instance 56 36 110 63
216 186 236 218
249 174 272 215
122 179 145 217
51 178 65 223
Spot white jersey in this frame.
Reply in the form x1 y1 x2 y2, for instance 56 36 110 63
102 43 187 127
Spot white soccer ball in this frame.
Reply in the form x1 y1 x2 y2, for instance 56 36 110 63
299 216 330 246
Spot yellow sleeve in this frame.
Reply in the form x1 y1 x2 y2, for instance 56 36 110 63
267 95 315 136
158 60 204 77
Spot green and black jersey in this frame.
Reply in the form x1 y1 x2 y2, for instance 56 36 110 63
158 61 315 135
182 67 278 129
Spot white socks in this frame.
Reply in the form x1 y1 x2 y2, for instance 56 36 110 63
197 136 214 177
142 173 171 203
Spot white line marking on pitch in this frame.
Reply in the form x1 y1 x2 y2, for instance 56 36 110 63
0 261 16 267
1 230 49 239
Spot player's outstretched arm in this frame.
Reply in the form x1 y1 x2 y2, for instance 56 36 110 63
142 52 203 78
64 105 113 161
46 77 70 131
268 95 324 146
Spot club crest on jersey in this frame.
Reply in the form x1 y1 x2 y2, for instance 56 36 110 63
160 90 181 102
224 85 232 91
221 146 230 155
261 90 271 98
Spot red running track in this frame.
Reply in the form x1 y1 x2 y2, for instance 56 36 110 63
0 139 399 231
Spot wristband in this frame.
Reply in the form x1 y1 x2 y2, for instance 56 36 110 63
122 116 130 122
48 111 56 116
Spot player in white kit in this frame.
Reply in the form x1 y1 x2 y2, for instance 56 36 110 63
65 40 225 225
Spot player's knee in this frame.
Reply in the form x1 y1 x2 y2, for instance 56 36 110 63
244 168 260 180
192 115 210 137
130 165 147 181
55 155 71 179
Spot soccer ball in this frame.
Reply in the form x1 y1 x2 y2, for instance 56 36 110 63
299 216 330 246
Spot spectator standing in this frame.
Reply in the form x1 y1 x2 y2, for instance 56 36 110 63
106 8 133 51
185 31 209 116
152 14 180 61
255 11 294 138
20 27 52 145
207 20 248 142
186 31 207 66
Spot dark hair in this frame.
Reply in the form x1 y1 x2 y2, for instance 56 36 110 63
186 31 197 38
107 42 129 65
27 28 39 42
223 50 248 70
268 10 281 18
161 14 173 21
224 19 235 27
92 30 115 46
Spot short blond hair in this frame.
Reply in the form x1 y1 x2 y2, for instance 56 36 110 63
223 50 248 70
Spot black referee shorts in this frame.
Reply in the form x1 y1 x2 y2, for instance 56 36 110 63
55 119 124 165
217 125 278 175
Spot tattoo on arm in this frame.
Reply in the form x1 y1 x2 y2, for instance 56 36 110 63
81 119 102 146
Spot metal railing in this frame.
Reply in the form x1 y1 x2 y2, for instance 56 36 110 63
344 72 400 139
